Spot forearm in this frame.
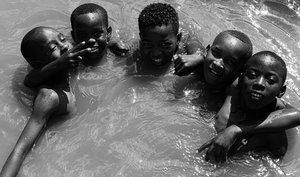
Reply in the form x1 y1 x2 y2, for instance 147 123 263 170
24 60 63 88
236 108 300 136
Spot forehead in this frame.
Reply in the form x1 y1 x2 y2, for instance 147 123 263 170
34 28 59 46
73 12 105 28
246 55 285 78
212 33 248 59
140 24 176 40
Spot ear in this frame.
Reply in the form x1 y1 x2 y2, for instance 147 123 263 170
277 85 286 98
107 26 112 42
177 32 182 42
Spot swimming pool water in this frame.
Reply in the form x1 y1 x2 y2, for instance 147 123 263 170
0 0 300 176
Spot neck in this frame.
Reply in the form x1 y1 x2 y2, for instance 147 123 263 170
241 98 277 119
82 49 107 67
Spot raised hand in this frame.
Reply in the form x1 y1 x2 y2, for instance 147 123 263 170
57 41 92 69
174 53 204 76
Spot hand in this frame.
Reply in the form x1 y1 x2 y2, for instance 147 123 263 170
197 125 241 163
174 53 204 76
58 41 91 68
108 40 130 56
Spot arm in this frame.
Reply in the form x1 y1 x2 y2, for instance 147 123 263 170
198 107 300 163
234 107 300 134
24 41 90 88
0 89 59 177
174 34 205 76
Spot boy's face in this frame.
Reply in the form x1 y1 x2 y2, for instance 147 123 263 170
33 28 72 66
139 24 180 67
71 12 111 61
203 33 249 88
240 55 285 110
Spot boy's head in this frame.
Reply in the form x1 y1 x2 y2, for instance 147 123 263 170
240 51 287 110
21 26 72 69
203 30 253 88
71 3 111 61
138 3 181 67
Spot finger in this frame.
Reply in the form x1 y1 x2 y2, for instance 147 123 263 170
173 56 182 65
69 41 86 53
73 56 82 62
175 67 187 76
219 147 228 162
72 48 92 57
86 38 96 44
214 146 222 163
174 62 184 73
205 144 214 162
197 140 212 153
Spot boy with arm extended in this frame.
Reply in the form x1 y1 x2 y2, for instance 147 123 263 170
126 2 204 76
199 51 297 162
173 29 300 162
0 26 91 177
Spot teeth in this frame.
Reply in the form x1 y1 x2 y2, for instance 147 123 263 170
153 58 162 63
250 92 262 98
210 69 221 76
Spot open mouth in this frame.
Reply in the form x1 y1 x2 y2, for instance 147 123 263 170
90 47 99 53
208 67 222 78
249 92 263 100
151 58 163 65
208 63 223 77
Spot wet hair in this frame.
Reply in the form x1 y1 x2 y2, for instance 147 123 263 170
20 26 51 68
71 3 108 29
138 3 179 34
214 30 253 64
246 51 287 84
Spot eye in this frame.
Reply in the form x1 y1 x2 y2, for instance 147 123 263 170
93 30 104 38
48 44 57 53
267 76 278 85
211 48 221 58
267 79 275 85
161 42 172 48
245 70 257 79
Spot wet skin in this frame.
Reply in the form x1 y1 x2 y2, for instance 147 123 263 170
33 28 72 66
203 33 249 88
139 24 181 68
71 12 111 63
240 55 286 110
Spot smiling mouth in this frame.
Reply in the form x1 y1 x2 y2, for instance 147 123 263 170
152 58 163 65
249 92 263 100
90 47 99 53
209 68 222 77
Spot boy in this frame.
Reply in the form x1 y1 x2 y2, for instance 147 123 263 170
126 2 204 76
70 3 128 66
174 30 253 90
199 51 294 162
0 26 91 177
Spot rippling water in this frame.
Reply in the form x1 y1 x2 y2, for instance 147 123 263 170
0 0 300 176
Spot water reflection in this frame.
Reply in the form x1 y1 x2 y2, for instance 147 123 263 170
0 0 300 176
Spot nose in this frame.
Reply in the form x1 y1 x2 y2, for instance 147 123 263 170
152 47 162 58
253 77 265 91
